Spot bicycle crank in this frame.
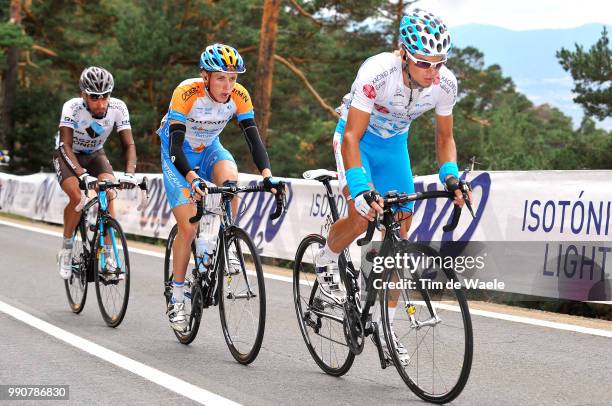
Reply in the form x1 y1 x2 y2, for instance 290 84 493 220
343 301 364 354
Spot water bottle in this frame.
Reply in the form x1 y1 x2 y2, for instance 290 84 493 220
195 235 217 272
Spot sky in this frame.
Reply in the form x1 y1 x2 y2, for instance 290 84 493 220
416 0 612 30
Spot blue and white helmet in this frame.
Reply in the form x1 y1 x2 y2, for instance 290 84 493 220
399 9 451 57
198 43 246 73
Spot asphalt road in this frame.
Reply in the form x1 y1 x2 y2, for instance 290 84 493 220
1 222 611 406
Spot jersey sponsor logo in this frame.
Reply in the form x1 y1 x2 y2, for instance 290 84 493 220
188 118 229 126
119 120 131 126
439 76 457 97
181 87 198 102
371 66 398 90
362 84 377 99
373 103 390 114
233 88 250 103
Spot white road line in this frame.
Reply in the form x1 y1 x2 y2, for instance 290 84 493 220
0 300 241 406
1 218 611 338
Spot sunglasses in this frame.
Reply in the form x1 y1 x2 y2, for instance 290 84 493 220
404 51 446 70
86 92 111 100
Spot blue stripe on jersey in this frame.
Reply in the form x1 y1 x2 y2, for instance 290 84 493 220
168 110 187 122
236 110 255 122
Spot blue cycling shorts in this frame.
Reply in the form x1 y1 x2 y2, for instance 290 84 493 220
159 124 236 209
333 119 415 212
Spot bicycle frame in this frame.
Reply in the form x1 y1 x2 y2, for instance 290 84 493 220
79 183 121 282
317 177 446 338
193 189 256 308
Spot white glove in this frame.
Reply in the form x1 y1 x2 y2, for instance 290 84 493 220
353 191 382 218
78 172 97 190
118 173 138 189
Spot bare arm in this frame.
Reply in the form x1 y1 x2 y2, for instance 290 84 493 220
435 114 456 174
118 129 137 175
341 107 370 171
59 126 86 176
436 113 469 205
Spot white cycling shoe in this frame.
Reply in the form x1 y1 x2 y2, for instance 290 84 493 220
167 301 188 332
380 326 410 367
57 248 73 280
314 249 346 304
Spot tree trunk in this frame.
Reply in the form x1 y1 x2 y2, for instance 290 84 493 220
2 0 22 151
392 0 403 50
254 0 280 149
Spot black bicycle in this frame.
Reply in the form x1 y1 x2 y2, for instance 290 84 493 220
163 181 285 364
64 176 149 328
293 169 474 404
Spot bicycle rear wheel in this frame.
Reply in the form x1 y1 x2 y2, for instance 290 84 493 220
94 216 130 328
163 224 202 345
293 234 354 376
64 219 88 313
381 242 473 404
219 227 266 365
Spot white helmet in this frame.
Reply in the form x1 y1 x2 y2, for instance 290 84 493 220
79 66 114 95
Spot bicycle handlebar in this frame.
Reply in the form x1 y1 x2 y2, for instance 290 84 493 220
356 190 465 246
189 182 287 224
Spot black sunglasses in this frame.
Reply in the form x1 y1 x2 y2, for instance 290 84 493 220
87 92 111 100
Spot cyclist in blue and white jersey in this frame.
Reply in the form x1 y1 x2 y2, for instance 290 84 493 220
315 9 472 364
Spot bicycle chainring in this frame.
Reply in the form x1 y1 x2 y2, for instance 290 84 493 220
343 301 365 354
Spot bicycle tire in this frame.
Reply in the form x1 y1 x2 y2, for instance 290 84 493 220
218 226 266 364
64 218 89 313
163 224 202 344
381 242 473 404
293 234 355 376
94 216 130 328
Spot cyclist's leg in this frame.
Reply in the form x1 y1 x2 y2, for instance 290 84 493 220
53 150 83 240
201 138 239 215
53 150 85 278
161 142 198 300
325 120 372 255
368 140 414 363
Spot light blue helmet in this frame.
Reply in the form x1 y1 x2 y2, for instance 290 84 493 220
399 9 451 57
198 43 246 73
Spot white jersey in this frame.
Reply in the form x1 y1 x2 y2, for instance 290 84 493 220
57 97 131 154
337 52 457 140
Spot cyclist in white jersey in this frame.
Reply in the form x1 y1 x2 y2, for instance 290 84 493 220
315 9 472 365
54 66 138 279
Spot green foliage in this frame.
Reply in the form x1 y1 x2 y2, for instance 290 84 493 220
557 27 611 120
2 0 610 176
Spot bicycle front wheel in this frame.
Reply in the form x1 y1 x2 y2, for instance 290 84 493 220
64 219 88 313
218 227 266 364
381 242 473 404
293 234 354 376
94 216 130 328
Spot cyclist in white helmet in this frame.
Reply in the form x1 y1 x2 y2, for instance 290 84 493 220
315 9 472 365
54 66 138 280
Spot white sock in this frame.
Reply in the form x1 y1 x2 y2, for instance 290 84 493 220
373 305 397 326
62 237 73 250
388 305 397 326
318 243 339 263
172 280 184 303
